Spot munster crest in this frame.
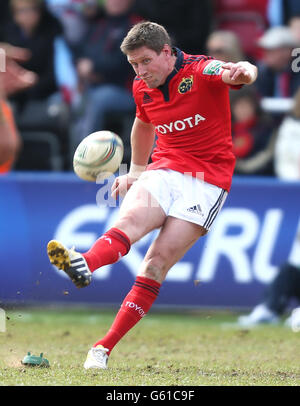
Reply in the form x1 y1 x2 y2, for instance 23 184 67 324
178 75 193 94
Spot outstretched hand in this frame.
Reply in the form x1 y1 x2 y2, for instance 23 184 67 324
1 59 37 96
0 43 37 96
111 174 137 200
222 62 256 84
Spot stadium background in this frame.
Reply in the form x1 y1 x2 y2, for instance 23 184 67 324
1 173 300 309
1 0 300 320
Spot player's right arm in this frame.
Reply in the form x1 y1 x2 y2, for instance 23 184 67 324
111 117 155 199
221 61 257 86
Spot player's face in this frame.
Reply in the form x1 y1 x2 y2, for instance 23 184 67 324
127 45 174 88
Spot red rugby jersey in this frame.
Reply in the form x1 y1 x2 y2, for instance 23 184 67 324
133 48 239 191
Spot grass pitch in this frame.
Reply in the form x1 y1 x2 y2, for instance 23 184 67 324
0 308 300 386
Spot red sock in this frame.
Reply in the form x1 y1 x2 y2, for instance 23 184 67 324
93 276 161 355
82 228 130 272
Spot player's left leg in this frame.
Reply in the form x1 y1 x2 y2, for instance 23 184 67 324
84 217 206 369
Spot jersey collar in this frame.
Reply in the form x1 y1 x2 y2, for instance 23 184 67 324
168 47 184 81
157 47 183 102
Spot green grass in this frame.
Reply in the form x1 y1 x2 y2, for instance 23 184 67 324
0 308 300 386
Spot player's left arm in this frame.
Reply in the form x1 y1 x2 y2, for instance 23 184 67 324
221 61 258 86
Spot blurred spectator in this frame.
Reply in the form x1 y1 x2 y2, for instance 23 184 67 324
213 0 269 61
206 30 245 63
72 0 141 140
214 0 269 23
274 88 300 179
288 14 300 43
237 85 300 327
0 42 36 172
230 86 276 176
81 0 103 21
268 0 300 26
255 26 300 98
43 2 83 109
0 0 73 170
45 0 89 49
0 43 36 95
133 0 213 54
1 0 62 109
237 259 300 328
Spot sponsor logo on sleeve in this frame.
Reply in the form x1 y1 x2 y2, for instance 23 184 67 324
203 60 224 75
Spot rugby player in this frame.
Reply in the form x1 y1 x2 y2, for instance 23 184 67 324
47 22 257 370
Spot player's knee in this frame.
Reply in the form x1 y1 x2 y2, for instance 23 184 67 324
115 210 145 242
201 227 208 236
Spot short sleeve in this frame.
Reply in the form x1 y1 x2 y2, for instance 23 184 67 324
135 101 151 123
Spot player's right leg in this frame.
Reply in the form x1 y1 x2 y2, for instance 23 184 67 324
47 181 166 288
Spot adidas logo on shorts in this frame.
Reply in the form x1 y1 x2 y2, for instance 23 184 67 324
187 204 203 215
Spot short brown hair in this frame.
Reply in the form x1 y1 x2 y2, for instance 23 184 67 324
121 21 172 55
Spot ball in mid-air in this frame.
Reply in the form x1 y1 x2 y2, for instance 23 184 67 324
73 131 124 182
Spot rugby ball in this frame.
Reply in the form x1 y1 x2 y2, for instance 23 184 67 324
73 131 124 182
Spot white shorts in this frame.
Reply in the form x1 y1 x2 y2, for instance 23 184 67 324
134 169 228 231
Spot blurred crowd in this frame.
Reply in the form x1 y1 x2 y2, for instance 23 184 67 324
1 0 300 179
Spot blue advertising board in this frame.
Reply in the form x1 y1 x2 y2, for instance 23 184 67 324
0 172 300 309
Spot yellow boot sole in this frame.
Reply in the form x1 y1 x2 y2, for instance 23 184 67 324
47 240 71 271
